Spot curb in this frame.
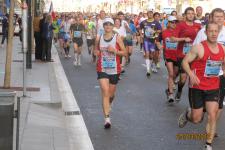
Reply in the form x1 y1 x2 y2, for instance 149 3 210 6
51 44 94 150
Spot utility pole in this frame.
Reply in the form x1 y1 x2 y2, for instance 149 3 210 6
3 0 15 88
26 0 32 69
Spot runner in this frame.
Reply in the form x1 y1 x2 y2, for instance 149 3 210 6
94 18 126 129
58 15 66 55
70 17 85 66
153 12 163 69
178 22 225 150
193 8 225 138
125 17 137 64
63 16 71 58
162 16 187 103
140 10 162 77
175 7 201 101
96 10 106 36
117 11 131 73
195 6 205 26
86 16 96 62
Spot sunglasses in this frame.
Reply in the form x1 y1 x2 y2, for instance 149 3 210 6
169 21 177 24
104 22 113 26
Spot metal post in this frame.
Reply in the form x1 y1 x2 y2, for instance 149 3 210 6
22 2 28 97
26 0 32 69
16 97 20 150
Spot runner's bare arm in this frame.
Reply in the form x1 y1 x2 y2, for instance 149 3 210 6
170 37 192 42
182 44 201 85
94 35 100 56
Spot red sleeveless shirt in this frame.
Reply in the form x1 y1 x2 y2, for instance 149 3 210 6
190 41 224 90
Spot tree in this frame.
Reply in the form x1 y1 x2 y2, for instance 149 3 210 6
4 0 15 88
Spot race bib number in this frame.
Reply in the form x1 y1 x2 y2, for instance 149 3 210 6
204 60 222 77
165 39 178 50
183 43 192 54
74 31 81 38
102 57 116 68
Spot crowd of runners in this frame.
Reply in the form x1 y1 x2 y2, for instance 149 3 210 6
49 6 225 150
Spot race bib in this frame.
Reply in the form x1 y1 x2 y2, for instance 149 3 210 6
87 35 92 39
126 33 133 40
74 31 81 38
145 27 154 38
165 39 178 50
64 33 70 40
204 60 222 77
183 43 192 54
102 56 116 68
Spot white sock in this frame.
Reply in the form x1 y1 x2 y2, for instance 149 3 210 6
74 53 77 61
78 54 81 64
146 59 150 72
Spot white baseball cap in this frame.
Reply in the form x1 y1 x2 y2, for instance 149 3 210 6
168 16 178 22
103 18 114 25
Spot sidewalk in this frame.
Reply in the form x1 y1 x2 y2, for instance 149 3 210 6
0 37 93 150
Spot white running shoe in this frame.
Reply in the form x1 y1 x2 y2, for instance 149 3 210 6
73 60 77 66
104 117 111 129
204 144 212 150
152 67 158 73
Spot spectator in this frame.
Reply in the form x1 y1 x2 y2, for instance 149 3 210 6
41 15 54 62
1 13 9 47
33 13 42 61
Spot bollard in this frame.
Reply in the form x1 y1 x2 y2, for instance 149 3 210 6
0 92 17 150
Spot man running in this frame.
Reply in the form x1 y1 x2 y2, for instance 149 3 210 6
162 16 191 103
193 8 225 138
70 17 85 66
178 22 225 150
140 10 162 77
175 7 201 101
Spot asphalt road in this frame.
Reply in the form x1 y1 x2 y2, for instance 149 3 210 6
58 41 225 150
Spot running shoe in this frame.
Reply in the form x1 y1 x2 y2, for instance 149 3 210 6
178 107 191 128
146 71 151 78
204 144 212 150
73 60 77 66
152 67 158 73
104 117 111 129
67 55 71 58
167 94 175 103
175 91 182 102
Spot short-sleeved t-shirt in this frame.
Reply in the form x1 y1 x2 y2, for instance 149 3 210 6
70 23 84 39
140 19 162 39
176 21 201 58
